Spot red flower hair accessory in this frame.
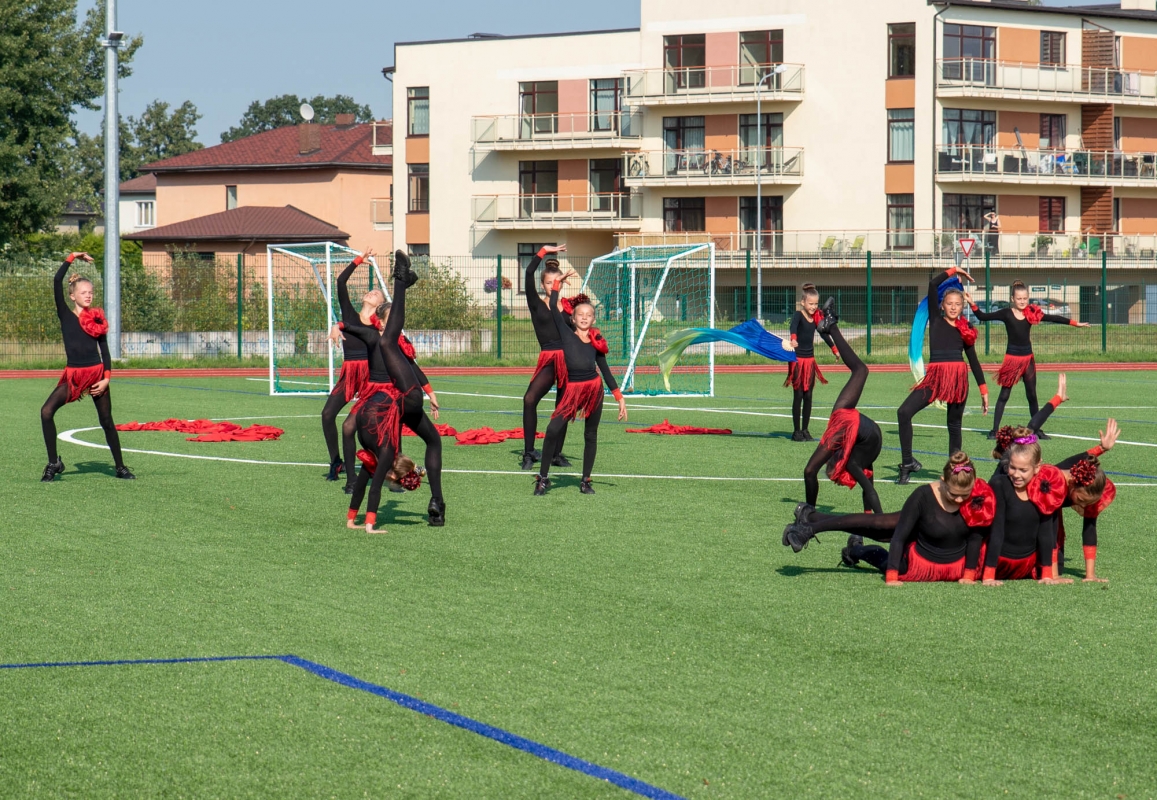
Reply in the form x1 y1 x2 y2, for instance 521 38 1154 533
995 426 1016 453
1024 304 1044 325
1069 458 1098 487
954 317 977 347
560 293 591 316
1027 464 1068 515
398 334 416 360
399 469 422 491
589 327 609 355
78 307 108 337
960 478 996 527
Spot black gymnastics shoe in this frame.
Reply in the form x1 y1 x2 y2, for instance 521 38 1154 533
343 481 355 495
803 429 815 441
393 250 419 288
552 453 572 468
40 459 65 483
427 497 445 527
817 296 838 333
793 502 815 525
533 476 550 496
782 522 817 553
326 457 343 481
579 479 595 495
791 430 807 442
1036 430 1051 440
840 535 863 568
114 466 136 480
896 460 922 485
520 452 536 471
986 429 997 440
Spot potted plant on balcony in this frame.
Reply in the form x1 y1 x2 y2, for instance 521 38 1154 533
1033 234 1054 256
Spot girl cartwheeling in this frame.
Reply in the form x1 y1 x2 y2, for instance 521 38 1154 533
1053 420 1119 582
897 268 988 484
783 284 837 441
40 253 133 482
534 272 627 496
521 244 571 470
396 328 446 526
967 280 1088 439
323 249 386 488
797 300 884 516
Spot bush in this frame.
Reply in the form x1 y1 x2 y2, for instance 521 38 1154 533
405 259 480 330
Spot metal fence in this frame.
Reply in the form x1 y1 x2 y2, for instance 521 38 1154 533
2 249 1156 365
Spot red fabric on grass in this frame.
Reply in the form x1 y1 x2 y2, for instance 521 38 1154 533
625 419 732 435
453 426 544 445
116 418 283 442
403 422 458 437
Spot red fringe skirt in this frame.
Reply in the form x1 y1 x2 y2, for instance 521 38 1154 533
912 361 969 404
552 377 604 421
821 408 862 489
976 544 1039 580
532 348 568 390
58 364 105 403
338 358 370 403
351 381 403 452
995 354 1034 388
784 357 827 391
897 542 966 582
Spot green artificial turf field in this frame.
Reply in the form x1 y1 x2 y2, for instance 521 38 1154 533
2 370 1155 798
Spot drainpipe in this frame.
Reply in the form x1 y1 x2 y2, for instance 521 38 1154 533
932 3 949 245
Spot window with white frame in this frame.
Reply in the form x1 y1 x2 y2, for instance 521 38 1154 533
135 200 155 228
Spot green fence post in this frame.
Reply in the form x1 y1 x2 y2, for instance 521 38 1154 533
496 254 503 360
745 249 752 320
984 250 991 356
236 253 244 361
1101 248 1108 353
865 251 873 355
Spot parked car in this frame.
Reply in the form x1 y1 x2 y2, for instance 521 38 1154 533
1037 298 1071 317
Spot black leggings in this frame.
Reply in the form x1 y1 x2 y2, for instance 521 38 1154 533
539 396 603 480
897 388 965 464
321 381 358 477
791 388 813 434
808 509 900 542
802 325 882 513
523 362 567 456
348 395 398 519
402 390 443 501
990 359 1039 433
41 383 125 469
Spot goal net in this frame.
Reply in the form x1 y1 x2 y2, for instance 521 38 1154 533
265 242 386 396
580 243 715 396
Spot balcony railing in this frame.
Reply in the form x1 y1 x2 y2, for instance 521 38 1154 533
622 64 805 105
623 147 804 186
472 192 643 229
936 145 1157 185
371 198 393 226
472 111 643 150
936 58 1157 105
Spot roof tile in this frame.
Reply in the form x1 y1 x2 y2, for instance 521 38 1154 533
125 205 349 242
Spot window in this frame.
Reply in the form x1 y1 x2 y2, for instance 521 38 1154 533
740 195 783 251
590 78 622 132
589 159 622 211
135 200 155 228
942 108 996 150
889 23 916 78
519 81 558 137
408 164 429 212
1040 32 1066 66
663 34 706 90
739 113 784 149
942 193 995 231
1114 116 1122 149
519 160 559 217
408 244 430 257
943 24 995 82
739 30 784 85
226 185 237 210
518 242 557 286
888 109 915 163
663 197 705 232
1113 197 1121 232
663 116 705 151
1040 114 1066 150
1039 197 1065 232
887 194 915 249
407 87 429 136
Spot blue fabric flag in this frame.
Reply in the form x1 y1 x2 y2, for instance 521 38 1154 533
909 276 964 382
659 319 796 391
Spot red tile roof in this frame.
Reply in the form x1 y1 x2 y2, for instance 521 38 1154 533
140 122 392 173
119 173 157 193
124 206 349 242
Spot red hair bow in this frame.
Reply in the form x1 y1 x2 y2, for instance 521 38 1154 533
398 334 416 360
1027 464 1068 514
960 477 996 527
1077 478 1115 519
1024 304 1044 325
955 318 977 347
560 293 591 316
78 307 108 337
589 327 609 355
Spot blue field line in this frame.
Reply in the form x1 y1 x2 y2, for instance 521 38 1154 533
0 653 685 800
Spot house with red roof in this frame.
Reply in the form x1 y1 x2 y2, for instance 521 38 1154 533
125 116 392 257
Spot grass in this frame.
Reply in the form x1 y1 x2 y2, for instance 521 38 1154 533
1 370 1156 797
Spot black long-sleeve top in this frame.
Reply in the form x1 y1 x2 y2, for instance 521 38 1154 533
927 271 986 387
336 260 370 361
987 474 1054 568
788 310 835 359
970 306 1071 356
887 484 983 571
1056 452 1103 547
339 322 389 383
549 287 617 390
525 254 564 350
55 259 110 370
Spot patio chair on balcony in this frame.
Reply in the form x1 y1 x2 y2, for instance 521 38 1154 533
820 236 837 255
848 235 865 254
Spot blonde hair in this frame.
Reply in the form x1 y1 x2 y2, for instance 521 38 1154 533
798 283 819 311
67 273 93 297
393 453 416 476
1011 280 1029 299
1006 426 1041 466
941 451 977 493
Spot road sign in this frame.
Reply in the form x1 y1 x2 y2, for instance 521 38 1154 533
958 238 976 259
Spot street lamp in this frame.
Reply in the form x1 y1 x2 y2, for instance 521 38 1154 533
754 63 787 323
102 4 124 359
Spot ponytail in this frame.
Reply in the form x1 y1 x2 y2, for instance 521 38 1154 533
942 451 977 493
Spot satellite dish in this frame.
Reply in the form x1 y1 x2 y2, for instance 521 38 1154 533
300 103 315 122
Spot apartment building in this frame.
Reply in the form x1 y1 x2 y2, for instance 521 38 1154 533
390 0 1157 263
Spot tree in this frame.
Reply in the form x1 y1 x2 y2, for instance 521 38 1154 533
221 94 374 143
0 0 141 244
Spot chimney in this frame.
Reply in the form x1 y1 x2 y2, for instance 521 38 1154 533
335 113 356 128
1121 0 1157 10
298 122 321 155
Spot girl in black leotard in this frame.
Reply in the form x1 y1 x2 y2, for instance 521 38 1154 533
968 280 1087 438
40 253 133 482
323 251 386 488
1053 419 1119 583
796 299 883 516
521 244 571 470
784 283 837 441
394 323 446 526
990 372 1067 481
897 268 989 484
534 273 628 496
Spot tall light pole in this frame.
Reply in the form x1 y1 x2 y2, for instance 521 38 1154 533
754 63 787 323
102 4 124 359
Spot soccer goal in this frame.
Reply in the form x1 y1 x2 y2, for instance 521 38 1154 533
581 243 715 397
265 242 386 396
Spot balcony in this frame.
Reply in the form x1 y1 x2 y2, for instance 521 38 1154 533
936 58 1157 107
371 121 392 155
622 64 805 106
472 192 643 230
623 148 803 187
471 112 643 151
936 146 1157 187
371 198 393 229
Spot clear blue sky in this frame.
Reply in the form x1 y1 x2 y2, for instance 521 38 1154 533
76 0 1079 144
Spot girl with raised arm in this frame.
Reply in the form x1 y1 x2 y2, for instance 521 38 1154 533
782 284 837 441
520 244 571 470
1053 420 1119 582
